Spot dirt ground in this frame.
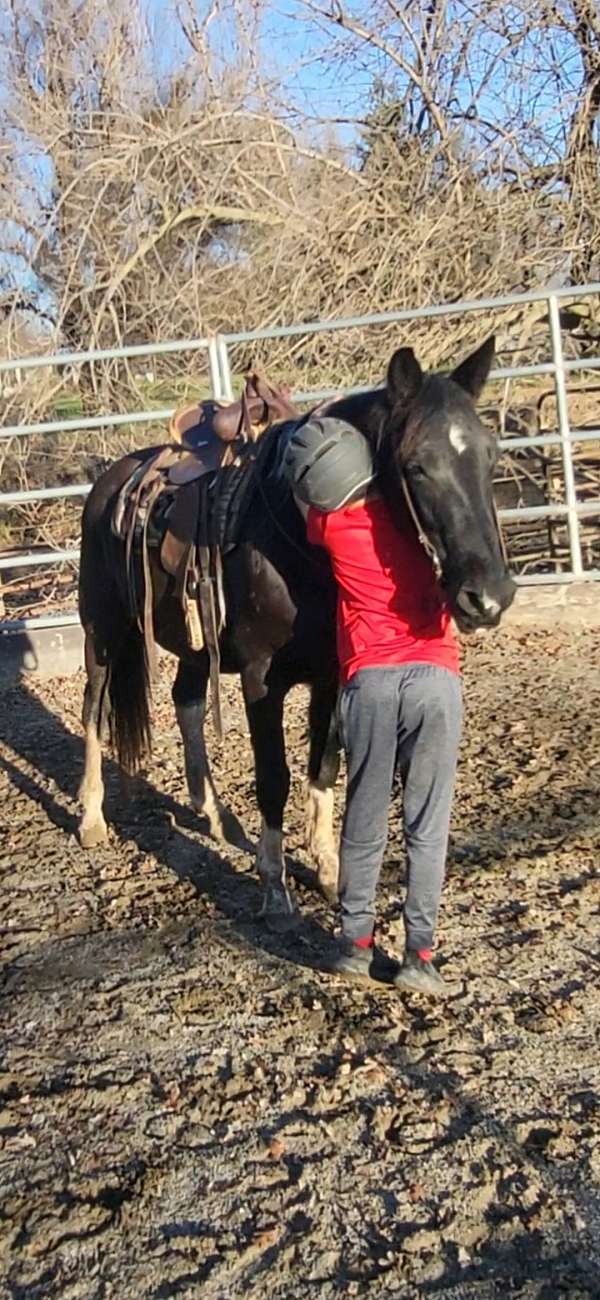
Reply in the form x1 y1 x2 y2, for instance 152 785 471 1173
0 625 599 1300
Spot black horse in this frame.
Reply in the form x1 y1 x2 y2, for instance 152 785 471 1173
78 338 515 926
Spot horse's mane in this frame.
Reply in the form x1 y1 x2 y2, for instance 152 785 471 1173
324 387 388 445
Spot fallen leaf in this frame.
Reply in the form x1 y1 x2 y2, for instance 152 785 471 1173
254 1225 281 1249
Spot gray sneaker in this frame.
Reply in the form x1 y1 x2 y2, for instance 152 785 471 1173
394 951 449 996
331 939 400 985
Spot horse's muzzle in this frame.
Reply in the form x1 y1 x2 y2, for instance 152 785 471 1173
454 574 516 631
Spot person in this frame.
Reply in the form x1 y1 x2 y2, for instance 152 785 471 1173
284 416 462 995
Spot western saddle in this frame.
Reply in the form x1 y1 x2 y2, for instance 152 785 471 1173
111 372 300 738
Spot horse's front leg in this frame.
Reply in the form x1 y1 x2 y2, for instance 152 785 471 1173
241 663 297 931
306 675 341 903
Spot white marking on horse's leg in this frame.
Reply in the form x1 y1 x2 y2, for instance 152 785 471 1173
256 820 297 927
175 702 224 839
79 723 108 848
257 821 286 886
305 783 339 900
449 424 467 455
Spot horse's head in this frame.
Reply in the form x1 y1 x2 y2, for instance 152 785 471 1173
378 337 516 631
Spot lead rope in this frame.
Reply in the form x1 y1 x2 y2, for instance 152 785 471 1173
493 500 508 566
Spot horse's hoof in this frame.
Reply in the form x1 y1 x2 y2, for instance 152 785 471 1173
79 821 108 849
259 883 299 933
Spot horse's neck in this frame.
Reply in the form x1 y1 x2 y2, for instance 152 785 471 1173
326 387 387 441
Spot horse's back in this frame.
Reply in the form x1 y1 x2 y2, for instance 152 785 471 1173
83 445 170 530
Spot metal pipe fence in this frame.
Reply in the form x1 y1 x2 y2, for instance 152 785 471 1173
1 285 599 630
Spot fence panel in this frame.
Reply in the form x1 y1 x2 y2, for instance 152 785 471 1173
1 286 599 631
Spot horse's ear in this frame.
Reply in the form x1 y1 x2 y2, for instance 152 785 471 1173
386 348 423 407
451 336 495 400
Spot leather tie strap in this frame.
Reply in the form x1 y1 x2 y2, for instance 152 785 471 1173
197 544 224 742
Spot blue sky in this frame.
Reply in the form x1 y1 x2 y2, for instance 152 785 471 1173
2 0 587 310
142 0 582 165
143 0 373 146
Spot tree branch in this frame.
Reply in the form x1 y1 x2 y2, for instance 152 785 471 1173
91 201 286 338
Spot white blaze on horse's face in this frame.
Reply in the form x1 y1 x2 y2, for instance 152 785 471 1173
449 423 468 456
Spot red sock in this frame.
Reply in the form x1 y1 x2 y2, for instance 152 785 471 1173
417 948 433 962
353 934 374 950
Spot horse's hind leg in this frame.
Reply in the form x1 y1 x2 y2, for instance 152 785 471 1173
241 665 297 930
173 658 251 849
79 630 110 848
306 676 341 904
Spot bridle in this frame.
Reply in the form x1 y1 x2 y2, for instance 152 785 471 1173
400 474 508 580
400 475 442 577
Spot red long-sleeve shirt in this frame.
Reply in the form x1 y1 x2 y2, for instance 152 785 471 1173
307 497 459 685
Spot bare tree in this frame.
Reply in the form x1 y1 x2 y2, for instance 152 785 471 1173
2 0 598 379
1 0 599 602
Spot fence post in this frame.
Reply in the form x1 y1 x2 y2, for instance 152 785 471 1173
547 294 583 578
216 335 235 400
207 334 222 400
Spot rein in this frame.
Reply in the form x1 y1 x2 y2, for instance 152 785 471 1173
494 500 508 566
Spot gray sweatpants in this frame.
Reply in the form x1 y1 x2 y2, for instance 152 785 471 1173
337 664 463 950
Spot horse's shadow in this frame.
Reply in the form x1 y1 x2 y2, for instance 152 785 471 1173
0 677 335 979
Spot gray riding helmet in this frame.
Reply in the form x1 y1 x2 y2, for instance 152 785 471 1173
282 416 376 512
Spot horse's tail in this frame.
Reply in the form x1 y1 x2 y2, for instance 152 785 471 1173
79 456 154 776
108 623 152 775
